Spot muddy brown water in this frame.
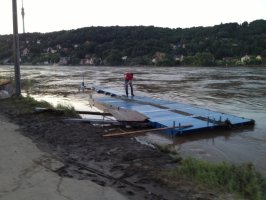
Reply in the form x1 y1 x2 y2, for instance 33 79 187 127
1 65 266 175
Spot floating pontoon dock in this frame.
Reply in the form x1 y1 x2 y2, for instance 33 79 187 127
88 85 255 135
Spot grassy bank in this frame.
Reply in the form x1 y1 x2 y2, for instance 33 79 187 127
155 145 266 200
0 95 78 117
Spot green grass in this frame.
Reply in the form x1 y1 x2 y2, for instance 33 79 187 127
0 95 78 117
55 103 78 117
0 95 52 114
174 158 266 200
154 144 266 200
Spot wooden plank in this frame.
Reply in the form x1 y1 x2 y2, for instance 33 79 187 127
34 107 111 116
34 107 64 113
64 118 121 125
89 98 148 122
76 111 111 116
103 124 193 137
0 79 11 86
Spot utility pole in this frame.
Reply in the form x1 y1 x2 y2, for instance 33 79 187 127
12 0 21 95
21 0 25 33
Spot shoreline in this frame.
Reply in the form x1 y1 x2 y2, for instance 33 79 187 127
0 96 231 200
1 64 266 68
0 114 129 200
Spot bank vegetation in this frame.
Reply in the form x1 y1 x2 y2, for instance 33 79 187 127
1 20 266 67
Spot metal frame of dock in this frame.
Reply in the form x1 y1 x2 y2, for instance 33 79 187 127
88 85 255 135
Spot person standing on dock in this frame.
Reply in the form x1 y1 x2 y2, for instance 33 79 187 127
124 72 134 97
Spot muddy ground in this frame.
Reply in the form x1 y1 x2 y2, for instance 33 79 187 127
0 101 228 200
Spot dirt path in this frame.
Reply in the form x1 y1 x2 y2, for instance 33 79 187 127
0 115 129 200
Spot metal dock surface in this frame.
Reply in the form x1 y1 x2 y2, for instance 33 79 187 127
89 85 255 135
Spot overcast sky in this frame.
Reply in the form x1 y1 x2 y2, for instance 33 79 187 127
1 0 266 35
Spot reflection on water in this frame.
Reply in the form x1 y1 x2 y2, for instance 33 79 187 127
1 65 266 174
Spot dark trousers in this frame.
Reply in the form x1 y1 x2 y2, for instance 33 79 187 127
125 80 134 96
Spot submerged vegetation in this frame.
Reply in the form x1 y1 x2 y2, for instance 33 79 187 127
0 20 266 66
155 144 266 200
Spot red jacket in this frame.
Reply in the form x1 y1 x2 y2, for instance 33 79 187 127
124 72 133 81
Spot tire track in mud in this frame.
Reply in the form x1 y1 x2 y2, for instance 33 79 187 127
55 159 174 200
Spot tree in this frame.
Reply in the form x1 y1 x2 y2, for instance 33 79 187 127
103 50 122 66
194 52 216 66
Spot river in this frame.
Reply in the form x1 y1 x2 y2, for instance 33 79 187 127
1 65 266 174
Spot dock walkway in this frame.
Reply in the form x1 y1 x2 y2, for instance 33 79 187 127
89 85 255 135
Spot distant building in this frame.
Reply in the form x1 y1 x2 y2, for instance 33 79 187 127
80 58 95 65
46 47 52 53
174 55 184 62
56 44 62 50
46 47 57 54
241 55 250 63
152 52 166 64
59 57 69 65
121 56 127 60
22 48 30 56
170 44 177 50
256 55 262 60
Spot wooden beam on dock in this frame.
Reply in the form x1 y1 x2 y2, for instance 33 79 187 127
89 98 148 122
76 111 111 116
34 107 111 116
0 79 11 86
103 124 193 137
64 118 121 125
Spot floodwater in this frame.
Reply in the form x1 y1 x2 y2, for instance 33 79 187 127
1 65 266 174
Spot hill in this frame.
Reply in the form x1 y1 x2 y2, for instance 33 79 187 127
1 20 266 66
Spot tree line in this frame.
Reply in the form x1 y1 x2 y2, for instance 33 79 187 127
0 19 266 66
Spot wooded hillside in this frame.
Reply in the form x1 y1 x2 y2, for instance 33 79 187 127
1 20 266 66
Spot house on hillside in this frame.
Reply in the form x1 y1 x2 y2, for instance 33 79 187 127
170 44 177 50
46 47 57 54
56 44 62 50
152 52 166 64
59 57 69 65
174 55 184 62
80 58 94 65
256 55 262 61
241 55 250 63
22 48 30 56
122 56 127 61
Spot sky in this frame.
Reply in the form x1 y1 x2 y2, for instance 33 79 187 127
1 0 266 35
